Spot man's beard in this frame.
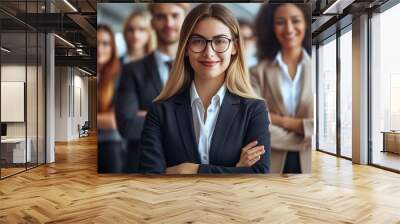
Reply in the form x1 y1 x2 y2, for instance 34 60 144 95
157 31 179 45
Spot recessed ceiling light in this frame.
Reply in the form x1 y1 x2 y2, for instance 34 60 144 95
54 34 75 48
322 0 354 15
1 47 11 53
63 0 78 12
78 67 93 76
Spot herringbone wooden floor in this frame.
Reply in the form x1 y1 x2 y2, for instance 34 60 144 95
1 135 400 224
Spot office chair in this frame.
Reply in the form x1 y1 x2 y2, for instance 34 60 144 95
78 121 90 138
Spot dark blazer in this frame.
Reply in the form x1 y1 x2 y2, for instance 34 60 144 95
116 52 162 141
139 88 271 174
115 52 162 172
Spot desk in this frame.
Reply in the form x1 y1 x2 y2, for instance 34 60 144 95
1 138 31 163
381 131 400 154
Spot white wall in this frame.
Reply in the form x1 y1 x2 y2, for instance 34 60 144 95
46 33 55 163
1 65 36 138
352 14 369 164
55 66 69 141
1 64 46 164
54 67 89 141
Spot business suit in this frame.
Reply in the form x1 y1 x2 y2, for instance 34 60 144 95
251 56 313 173
115 52 162 172
139 88 271 174
98 75 125 173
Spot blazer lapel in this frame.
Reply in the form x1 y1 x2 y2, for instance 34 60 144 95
174 91 200 163
209 91 240 163
295 59 312 118
265 62 288 115
146 53 162 93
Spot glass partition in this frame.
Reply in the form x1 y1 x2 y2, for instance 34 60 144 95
0 1 46 179
371 3 400 171
317 36 337 155
1 30 28 177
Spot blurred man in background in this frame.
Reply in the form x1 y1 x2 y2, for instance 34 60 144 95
115 3 190 172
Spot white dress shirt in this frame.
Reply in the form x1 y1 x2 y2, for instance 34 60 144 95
121 54 130 65
154 50 173 86
190 81 226 164
275 49 310 116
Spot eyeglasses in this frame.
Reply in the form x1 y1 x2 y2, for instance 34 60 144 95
188 36 233 53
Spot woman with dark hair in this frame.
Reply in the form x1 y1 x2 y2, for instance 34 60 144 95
251 3 313 173
254 3 311 61
97 24 125 173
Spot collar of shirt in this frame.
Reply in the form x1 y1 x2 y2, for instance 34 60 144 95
154 50 173 85
154 49 173 67
275 48 309 65
275 48 309 83
121 54 130 65
190 81 226 108
189 81 226 164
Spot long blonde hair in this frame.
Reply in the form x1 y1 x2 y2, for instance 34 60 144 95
155 3 259 101
123 11 156 55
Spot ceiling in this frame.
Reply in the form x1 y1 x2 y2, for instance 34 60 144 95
0 0 97 74
0 0 394 75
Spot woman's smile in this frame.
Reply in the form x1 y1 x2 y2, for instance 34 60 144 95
198 60 221 68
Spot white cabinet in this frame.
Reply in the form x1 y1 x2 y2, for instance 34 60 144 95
1 138 32 163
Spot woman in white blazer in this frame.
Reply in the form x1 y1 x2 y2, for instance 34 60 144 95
251 3 313 173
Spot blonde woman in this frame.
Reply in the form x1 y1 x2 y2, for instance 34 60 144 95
139 4 270 174
121 11 156 65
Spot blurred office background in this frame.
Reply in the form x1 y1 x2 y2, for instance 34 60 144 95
97 3 261 57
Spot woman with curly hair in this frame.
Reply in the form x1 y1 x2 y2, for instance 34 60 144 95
251 3 313 173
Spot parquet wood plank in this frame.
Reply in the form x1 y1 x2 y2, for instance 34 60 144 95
0 135 399 223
